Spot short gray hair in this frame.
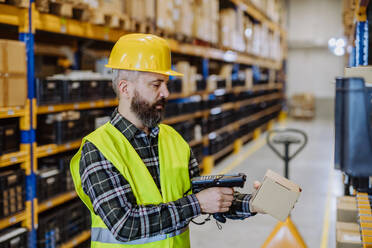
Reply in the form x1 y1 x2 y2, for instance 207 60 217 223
112 69 141 97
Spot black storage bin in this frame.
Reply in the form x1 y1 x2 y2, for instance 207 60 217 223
37 112 85 145
63 80 83 102
62 201 90 241
0 169 25 218
81 80 105 101
104 80 116 99
217 79 226 89
196 78 206 91
36 79 64 105
168 79 182 94
0 126 3 156
0 119 19 155
38 208 64 248
0 227 28 248
37 167 64 202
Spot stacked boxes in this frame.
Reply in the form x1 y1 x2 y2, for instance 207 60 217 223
0 39 27 107
173 0 194 37
156 0 175 32
192 0 219 44
336 196 361 248
0 169 25 218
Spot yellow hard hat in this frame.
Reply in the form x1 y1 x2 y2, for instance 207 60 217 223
105 33 183 77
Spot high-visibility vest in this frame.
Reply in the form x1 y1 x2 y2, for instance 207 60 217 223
70 122 192 248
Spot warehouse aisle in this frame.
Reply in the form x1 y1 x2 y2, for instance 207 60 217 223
190 117 342 248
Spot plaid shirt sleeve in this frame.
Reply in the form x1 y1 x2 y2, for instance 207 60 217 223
79 141 202 242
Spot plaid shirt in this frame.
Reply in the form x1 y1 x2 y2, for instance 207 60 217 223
79 108 254 242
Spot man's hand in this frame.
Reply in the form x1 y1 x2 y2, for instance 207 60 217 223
249 181 266 214
195 187 234 213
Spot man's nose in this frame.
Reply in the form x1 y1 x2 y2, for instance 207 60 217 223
159 83 170 99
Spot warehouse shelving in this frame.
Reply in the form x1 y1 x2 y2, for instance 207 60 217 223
0 106 27 119
0 1 287 247
230 0 286 35
0 150 28 168
60 230 91 248
36 140 82 159
37 98 119 114
37 191 77 213
0 211 27 230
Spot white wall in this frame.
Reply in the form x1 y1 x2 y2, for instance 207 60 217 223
287 0 344 98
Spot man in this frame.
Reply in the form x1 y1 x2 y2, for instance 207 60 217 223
70 34 261 248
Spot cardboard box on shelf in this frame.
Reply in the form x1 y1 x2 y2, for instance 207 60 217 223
336 222 361 248
337 196 358 223
250 169 301 222
0 39 27 107
344 66 372 84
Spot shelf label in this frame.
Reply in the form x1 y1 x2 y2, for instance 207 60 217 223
90 102 96 107
61 18 67 33
74 103 79 109
73 239 77 245
9 217 16 223
7 110 14 115
10 157 17 163
47 148 53 154
48 106 54 111
104 100 109 105
65 143 71 149
47 201 52 207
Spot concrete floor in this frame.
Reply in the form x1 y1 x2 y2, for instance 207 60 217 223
189 117 343 248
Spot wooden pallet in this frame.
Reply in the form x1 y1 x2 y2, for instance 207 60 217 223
2 0 29 8
35 0 90 21
134 19 155 34
91 11 132 30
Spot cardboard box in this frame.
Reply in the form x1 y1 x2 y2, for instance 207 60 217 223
336 222 361 248
250 169 301 221
344 66 372 84
0 39 27 107
337 196 358 223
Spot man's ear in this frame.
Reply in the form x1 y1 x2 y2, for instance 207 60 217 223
118 79 131 99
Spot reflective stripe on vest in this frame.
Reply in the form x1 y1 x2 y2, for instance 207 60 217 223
91 227 189 245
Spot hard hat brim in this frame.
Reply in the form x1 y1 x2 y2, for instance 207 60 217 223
105 65 184 77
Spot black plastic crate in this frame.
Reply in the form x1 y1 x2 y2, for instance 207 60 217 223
196 78 206 91
168 78 182 94
61 201 90 241
38 152 75 196
104 80 116 99
0 169 25 218
63 80 83 103
0 119 19 155
81 80 106 101
0 227 28 248
36 79 64 105
38 208 64 248
0 126 3 156
37 167 65 202
37 112 85 145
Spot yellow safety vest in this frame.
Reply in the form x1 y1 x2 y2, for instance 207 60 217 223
70 122 192 248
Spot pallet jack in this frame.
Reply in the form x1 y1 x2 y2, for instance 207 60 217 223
262 128 308 248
